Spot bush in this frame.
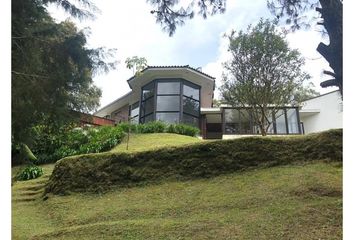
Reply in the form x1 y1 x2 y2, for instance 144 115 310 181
16 165 43 181
166 123 200 136
45 129 342 195
116 121 200 137
31 121 199 164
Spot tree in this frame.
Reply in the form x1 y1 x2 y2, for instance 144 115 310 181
147 0 342 95
220 19 310 136
12 0 116 157
125 56 148 76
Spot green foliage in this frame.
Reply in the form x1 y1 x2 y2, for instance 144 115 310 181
220 18 311 135
166 123 200 136
125 56 148 76
117 121 199 136
52 126 126 161
45 129 342 195
31 122 199 164
16 165 43 181
12 0 116 148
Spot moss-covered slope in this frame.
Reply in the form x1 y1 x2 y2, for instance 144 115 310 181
45 129 342 195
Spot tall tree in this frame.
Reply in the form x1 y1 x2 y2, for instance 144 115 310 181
12 0 116 150
147 0 342 95
220 19 310 136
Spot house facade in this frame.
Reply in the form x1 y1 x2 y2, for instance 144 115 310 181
94 65 303 139
299 90 343 134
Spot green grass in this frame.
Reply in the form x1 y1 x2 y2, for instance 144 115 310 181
110 133 201 153
12 162 342 239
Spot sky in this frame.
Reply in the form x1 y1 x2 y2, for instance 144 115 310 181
47 0 336 109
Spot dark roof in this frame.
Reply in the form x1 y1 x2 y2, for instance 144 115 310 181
127 65 216 84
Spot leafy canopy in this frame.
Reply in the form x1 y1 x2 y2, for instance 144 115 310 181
12 0 116 145
220 19 312 135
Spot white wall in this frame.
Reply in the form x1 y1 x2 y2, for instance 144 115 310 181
300 91 343 134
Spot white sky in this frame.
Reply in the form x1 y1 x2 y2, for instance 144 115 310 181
48 0 336 109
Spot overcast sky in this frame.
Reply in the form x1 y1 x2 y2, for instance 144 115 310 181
47 0 336 109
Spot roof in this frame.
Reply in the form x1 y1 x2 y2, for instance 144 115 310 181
127 65 215 87
302 90 340 102
94 91 132 116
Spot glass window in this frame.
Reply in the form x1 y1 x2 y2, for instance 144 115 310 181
225 109 239 123
156 112 179 124
239 110 252 134
130 102 139 117
225 123 238 134
183 97 199 117
142 82 155 100
275 109 287 134
157 81 180 95
141 113 154 123
183 114 199 128
287 108 299 134
156 96 180 111
141 97 154 116
183 84 199 100
130 115 139 124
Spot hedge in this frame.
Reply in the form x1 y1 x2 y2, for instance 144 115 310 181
45 129 342 195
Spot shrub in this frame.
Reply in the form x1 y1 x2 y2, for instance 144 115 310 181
45 129 342 195
166 123 200 136
116 121 200 137
16 165 43 181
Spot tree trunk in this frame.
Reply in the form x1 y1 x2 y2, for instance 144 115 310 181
316 0 343 95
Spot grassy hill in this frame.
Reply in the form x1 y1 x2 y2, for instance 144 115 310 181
12 131 342 239
12 162 342 239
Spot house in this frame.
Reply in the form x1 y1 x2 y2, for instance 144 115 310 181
299 90 343 134
94 65 303 139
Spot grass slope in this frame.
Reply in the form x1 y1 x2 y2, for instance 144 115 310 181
46 130 342 194
12 162 342 239
111 133 201 153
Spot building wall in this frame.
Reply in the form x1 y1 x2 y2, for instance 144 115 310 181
111 105 129 123
300 91 342 134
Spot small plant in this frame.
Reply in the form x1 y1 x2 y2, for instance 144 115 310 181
16 165 43 181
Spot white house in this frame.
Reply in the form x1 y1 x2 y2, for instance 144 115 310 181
299 90 343 134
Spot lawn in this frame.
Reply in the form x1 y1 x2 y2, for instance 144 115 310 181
12 132 342 239
12 162 342 239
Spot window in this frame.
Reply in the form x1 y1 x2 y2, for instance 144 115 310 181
156 112 179 124
275 109 287 134
157 81 180 94
183 97 199 116
140 81 155 123
287 108 300 134
156 96 180 111
183 84 199 100
183 114 199 128
129 102 139 124
139 79 201 127
142 82 154 100
141 113 154 123
239 110 252 134
141 97 154 116
224 109 240 134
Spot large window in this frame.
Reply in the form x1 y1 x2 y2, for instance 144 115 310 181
129 102 139 124
156 96 180 111
223 107 300 135
140 82 155 123
224 109 251 134
139 79 200 126
182 82 200 127
287 108 300 134
274 109 287 134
